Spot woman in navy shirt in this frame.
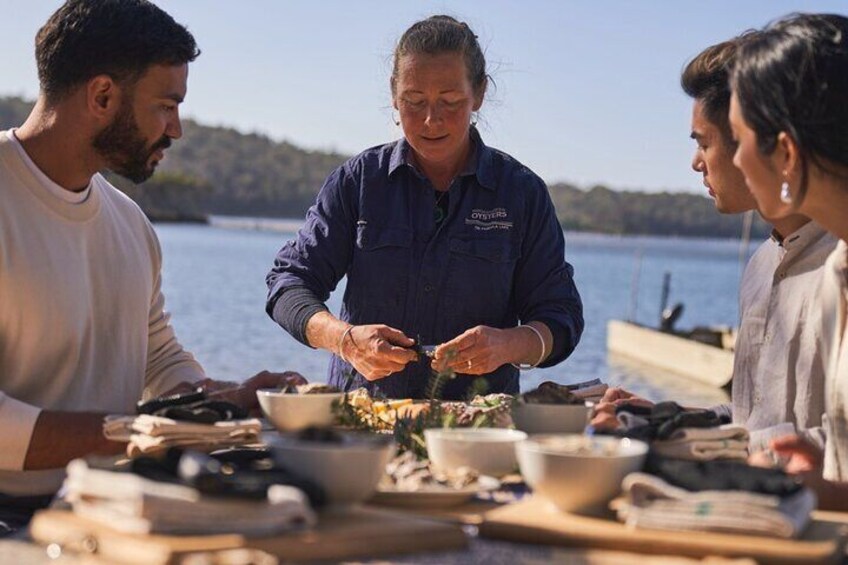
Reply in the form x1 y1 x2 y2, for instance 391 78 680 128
266 15 583 399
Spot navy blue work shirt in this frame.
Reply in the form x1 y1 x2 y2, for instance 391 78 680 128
267 129 583 400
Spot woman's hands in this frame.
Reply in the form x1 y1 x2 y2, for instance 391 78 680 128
430 324 550 375
305 312 417 382
339 324 418 381
309 314 552 381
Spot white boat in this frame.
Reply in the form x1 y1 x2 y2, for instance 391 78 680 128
606 319 734 388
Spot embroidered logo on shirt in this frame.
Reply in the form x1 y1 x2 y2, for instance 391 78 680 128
465 208 513 231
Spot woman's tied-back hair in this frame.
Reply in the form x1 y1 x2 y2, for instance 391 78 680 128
391 15 488 99
680 39 743 147
36 0 200 104
732 13 848 204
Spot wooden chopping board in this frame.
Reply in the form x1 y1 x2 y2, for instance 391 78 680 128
366 498 501 525
479 496 847 565
30 506 467 564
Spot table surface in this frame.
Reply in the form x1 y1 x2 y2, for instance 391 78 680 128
10 504 848 564
2 531 764 565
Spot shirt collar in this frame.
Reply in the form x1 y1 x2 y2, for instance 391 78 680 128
8 129 92 203
780 220 828 254
387 127 496 191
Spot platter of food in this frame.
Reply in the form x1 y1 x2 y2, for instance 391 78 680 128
370 452 501 509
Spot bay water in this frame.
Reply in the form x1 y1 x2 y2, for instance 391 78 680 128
157 221 750 407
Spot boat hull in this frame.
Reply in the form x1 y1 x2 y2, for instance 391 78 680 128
606 320 733 388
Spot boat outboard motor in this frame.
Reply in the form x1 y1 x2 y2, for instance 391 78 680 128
660 303 684 332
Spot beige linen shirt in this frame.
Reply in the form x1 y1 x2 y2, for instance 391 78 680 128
822 241 848 481
731 222 837 451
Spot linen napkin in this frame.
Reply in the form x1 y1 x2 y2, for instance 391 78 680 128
63 459 315 536
614 472 815 538
103 415 261 456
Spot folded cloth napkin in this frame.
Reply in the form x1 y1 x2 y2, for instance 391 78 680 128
652 424 750 461
611 402 730 442
614 472 815 538
63 459 315 536
103 415 262 457
651 439 749 461
661 424 749 443
645 453 803 496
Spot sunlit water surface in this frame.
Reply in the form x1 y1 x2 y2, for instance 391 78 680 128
157 222 752 407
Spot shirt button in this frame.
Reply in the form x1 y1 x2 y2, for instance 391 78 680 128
423 283 434 293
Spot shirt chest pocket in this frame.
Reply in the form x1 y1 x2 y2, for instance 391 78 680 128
347 225 413 324
443 236 521 327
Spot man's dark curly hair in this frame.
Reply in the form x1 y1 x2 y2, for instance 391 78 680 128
680 38 744 147
36 0 200 103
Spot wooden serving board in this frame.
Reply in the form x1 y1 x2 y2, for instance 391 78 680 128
30 506 467 564
366 497 501 525
479 496 847 565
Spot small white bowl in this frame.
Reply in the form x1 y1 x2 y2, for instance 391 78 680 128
267 432 394 506
516 434 648 513
424 428 528 477
511 402 591 435
256 389 344 432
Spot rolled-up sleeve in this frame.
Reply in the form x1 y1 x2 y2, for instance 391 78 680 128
514 179 584 367
266 165 357 344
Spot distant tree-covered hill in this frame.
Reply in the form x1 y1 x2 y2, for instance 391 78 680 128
0 95 768 238
548 183 769 238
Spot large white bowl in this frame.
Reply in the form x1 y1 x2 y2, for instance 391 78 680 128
267 432 395 506
511 402 591 435
256 389 344 431
516 434 648 513
424 428 528 477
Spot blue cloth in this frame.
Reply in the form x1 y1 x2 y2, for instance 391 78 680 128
266 129 583 400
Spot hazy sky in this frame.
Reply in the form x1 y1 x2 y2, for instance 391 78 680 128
3 1 846 193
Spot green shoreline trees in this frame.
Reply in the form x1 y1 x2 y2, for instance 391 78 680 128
0 96 767 238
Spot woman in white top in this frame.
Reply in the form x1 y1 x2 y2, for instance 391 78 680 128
728 13 848 510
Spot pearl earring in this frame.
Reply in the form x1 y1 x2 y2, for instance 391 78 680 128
780 181 792 204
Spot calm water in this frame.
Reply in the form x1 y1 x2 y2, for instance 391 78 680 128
156 222 750 407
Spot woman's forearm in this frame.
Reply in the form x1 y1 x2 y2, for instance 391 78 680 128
511 322 553 366
305 311 349 354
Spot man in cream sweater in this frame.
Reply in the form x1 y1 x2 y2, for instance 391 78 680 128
0 0 303 533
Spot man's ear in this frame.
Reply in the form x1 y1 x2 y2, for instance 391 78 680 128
85 75 121 120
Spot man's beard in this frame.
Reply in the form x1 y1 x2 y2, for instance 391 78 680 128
92 99 171 184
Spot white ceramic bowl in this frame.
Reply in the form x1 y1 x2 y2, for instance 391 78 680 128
256 389 344 431
516 434 648 513
267 432 395 506
511 402 591 435
424 428 528 477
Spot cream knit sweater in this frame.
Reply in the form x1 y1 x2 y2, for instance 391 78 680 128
0 130 204 495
